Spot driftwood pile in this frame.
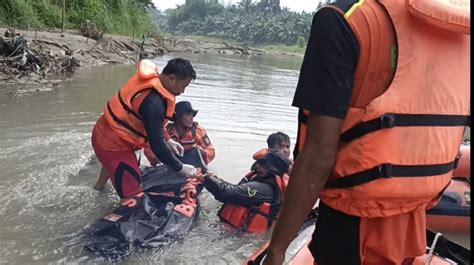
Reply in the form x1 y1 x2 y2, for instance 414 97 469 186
0 29 79 82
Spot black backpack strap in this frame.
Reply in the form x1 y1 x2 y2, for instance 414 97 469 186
340 114 470 143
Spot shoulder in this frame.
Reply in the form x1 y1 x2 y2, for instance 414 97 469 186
327 0 359 14
142 89 166 108
195 123 207 133
310 0 360 28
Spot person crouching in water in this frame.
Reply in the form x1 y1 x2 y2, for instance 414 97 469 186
202 151 291 233
144 100 215 166
251 132 292 172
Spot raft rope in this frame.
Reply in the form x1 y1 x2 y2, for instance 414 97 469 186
426 232 443 265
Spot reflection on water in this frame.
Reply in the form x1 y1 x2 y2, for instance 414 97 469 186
0 52 469 264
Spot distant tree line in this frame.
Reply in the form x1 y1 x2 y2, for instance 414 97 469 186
161 0 331 45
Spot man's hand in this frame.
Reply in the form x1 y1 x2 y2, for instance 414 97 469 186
196 172 217 182
179 164 197 176
167 139 184 157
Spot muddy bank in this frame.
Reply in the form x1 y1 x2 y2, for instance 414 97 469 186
0 27 269 86
0 27 168 85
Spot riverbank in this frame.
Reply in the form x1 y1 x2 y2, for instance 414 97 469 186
0 27 166 85
183 34 306 56
0 28 300 86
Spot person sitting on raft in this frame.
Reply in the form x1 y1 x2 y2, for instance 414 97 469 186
201 151 291 233
251 132 292 172
144 100 215 166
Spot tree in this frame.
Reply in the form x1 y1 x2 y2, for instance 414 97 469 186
257 0 281 13
238 0 254 12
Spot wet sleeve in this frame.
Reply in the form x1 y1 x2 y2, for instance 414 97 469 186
139 90 183 172
203 175 275 206
197 126 215 163
163 124 172 141
292 7 359 119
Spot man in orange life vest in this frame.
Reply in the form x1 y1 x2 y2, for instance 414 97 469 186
144 101 215 166
251 132 292 172
263 0 469 264
91 58 199 200
202 151 290 233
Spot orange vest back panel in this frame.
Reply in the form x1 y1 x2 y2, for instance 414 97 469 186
297 0 470 218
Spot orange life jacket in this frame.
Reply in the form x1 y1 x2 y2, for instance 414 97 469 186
166 122 198 151
103 59 176 149
296 0 470 218
252 148 270 160
218 172 289 233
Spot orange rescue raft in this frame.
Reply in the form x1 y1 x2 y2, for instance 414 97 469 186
426 143 470 232
244 218 470 265
426 177 470 232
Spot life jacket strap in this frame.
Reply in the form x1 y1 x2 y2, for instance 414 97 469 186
327 159 459 189
118 90 142 121
298 108 309 125
107 102 147 140
340 114 470 143
247 207 278 221
239 205 277 232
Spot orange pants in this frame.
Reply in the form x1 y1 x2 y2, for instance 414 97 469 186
91 116 142 198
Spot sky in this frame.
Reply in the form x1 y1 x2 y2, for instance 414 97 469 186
152 0 321 13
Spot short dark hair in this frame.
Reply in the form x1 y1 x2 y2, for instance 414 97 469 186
267 132 290 149
162 58 196 80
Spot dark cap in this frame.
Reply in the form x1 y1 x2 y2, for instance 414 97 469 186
256 151 290 176
174 101 198 121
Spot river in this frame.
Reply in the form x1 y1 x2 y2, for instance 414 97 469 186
0 52 469 264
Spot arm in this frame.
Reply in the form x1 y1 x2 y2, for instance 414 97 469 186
163 124 173 141
143 147 159 166
145 124 174 166
203 175 275 206
264 114 343 263
263 6 359 264
139 90 183 172
197 127 216 163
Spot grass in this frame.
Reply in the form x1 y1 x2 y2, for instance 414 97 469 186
257 44 306 55
184 34 242 46
168 34 306 55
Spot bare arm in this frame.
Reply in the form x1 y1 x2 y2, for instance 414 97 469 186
263 113 343 264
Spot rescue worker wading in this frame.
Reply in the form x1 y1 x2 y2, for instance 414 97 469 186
203 151 291 233
263 0 470 264
91 58 198 200
144 101 215 166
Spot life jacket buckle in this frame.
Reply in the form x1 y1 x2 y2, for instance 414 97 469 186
453 152 461 169
380 113 396 128
378 164 393 178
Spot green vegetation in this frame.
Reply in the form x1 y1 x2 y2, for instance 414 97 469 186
0 0 332 54
258 43 306 55
0 0 157 37
161 0 330 47
185 34 243 46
